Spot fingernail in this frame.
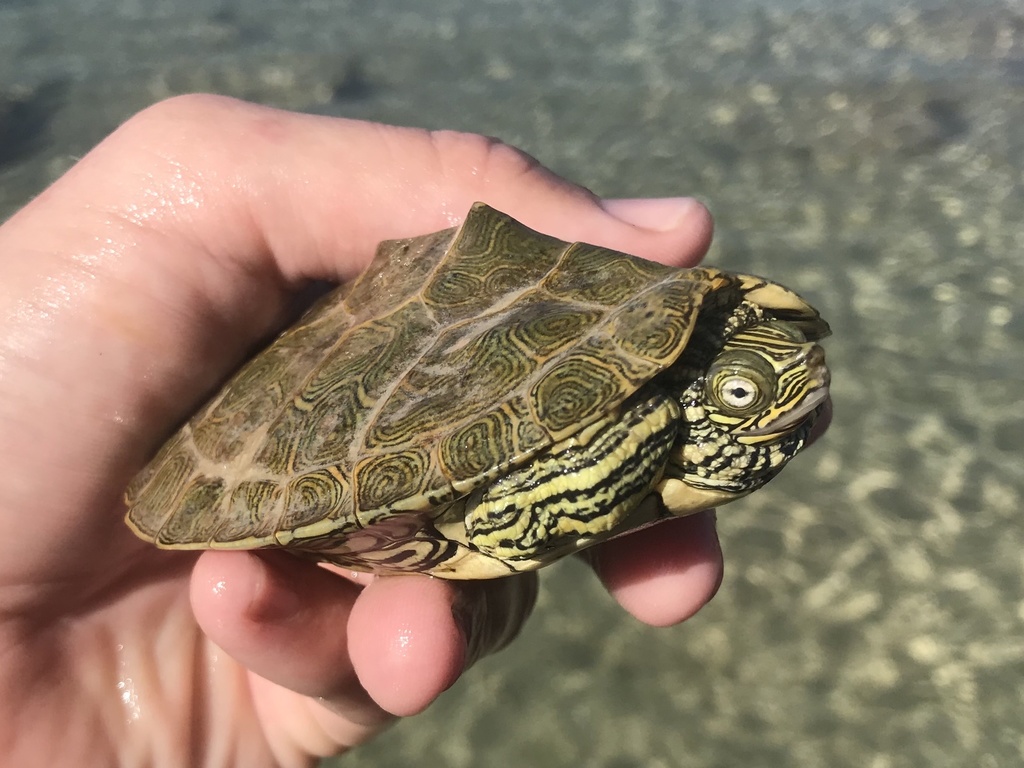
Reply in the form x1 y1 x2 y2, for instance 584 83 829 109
244 552 304 624
601 197 704 232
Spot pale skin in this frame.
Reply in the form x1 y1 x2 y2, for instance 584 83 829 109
0 95 725 767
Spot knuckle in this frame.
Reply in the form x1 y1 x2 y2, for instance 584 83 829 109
428 130 546 190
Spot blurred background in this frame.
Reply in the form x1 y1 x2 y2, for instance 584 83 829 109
2 1 1021 766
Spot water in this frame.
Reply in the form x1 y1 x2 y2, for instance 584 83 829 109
2 1 1021 765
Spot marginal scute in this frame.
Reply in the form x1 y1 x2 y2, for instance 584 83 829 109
214 480 283 543
125 441 195 538
280 469 352 532
354 448 431 513
515 400 551 453
155 476 226 546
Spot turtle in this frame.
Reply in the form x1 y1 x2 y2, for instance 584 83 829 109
125 202 830 579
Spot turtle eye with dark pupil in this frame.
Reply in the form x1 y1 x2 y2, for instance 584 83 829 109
704 350 777 415
721 377 757 408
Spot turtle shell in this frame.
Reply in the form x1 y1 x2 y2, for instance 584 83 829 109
125 203 736 553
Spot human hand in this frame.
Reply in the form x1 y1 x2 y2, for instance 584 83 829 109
0 95 721 767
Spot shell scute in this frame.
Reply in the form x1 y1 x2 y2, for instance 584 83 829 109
124 438 195 539
609 272 719 362
278 468 353 536
421 205 565 323
154 475 226 546
354 448 433 512
194 306 352 465
278 302 438 473
213 480 283 543
438 406 520 486
542 241 675 305
529 354 624 437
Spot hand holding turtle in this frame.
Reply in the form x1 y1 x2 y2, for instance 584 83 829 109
0 96 722 766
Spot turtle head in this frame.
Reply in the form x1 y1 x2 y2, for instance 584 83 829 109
657 309 830 514
702 320 830 441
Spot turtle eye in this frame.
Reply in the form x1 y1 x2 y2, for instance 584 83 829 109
705 350 776 416
717 375 760 409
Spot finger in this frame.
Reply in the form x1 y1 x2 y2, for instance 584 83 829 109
347 571 537 717
191 550 401 756
190 551 371 706
191 551 536 724
601 197 714 266
587 510 724 628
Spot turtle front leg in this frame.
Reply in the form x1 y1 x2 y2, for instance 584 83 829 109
463 391 680 563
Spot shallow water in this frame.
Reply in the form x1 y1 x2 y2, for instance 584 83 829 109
3 1 1022 766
